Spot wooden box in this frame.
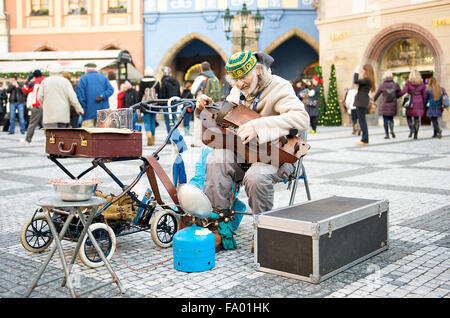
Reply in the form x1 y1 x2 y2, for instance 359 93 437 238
255 196 389 283
45 128 142 158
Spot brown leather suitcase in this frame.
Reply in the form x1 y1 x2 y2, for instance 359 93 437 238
45 128 142 158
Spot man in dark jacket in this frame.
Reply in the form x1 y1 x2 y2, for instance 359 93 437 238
159 66 180 133
7 76 26 134
0 81 7 129
122 81 140 126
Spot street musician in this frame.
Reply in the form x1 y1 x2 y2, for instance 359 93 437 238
196 51 310 215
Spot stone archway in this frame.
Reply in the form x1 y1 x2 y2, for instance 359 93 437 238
263 28 319 55
156 32 228 77
363 23 444 82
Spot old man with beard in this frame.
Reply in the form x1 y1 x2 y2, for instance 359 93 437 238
196 51 310 216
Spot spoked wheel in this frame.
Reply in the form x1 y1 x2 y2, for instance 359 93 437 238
150 209 179 248
20 212 53 253
78 223 116 268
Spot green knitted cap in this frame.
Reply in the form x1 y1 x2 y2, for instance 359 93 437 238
225 51 257 79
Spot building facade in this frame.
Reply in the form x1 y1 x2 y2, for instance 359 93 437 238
1 0 144 77
315 0 450 127
143 0 319 84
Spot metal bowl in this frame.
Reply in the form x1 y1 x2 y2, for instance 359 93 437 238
53 183 97 201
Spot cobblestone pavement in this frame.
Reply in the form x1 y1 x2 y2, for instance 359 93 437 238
0 122 449 300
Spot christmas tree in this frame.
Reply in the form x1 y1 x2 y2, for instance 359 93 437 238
316 66 327 126
323 64 341 126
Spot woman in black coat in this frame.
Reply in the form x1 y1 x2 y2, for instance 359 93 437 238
353 64 376 145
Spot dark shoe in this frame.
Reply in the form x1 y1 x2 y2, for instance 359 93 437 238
408 132 413 138
432 135 437 138
8 132 13 135
391 132 396 138
413 134 418 140
384 135 390 139
438 129 442 139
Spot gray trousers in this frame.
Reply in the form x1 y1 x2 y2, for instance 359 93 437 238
204 149 295 215
25 106 43 143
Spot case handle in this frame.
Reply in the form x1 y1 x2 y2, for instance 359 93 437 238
57 142 77 155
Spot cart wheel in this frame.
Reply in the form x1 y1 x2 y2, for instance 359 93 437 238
20 213 53 253
150 209 179 248
78 223 116 268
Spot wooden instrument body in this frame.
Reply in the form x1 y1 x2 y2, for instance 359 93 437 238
200 103 310 167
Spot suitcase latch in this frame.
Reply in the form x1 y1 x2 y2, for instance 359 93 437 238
80 135 88 147
49 133 55 144
328 221 333 238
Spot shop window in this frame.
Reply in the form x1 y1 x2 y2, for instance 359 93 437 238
30 0 49 16
381 38 434 73
108 0 127 13
68 0 88 15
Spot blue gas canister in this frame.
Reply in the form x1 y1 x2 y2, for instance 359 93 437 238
173 225 215 272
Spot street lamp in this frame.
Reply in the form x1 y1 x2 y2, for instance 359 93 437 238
222 4 264 51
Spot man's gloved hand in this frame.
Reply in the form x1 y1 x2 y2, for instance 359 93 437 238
96 95 103 102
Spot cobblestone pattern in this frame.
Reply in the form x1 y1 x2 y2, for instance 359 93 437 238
0 124 449 298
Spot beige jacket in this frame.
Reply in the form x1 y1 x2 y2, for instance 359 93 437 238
37 74 83 124
226 75 310 144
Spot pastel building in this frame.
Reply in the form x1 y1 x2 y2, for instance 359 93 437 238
1 0 144 77
315 0 450 127
143 0 319 83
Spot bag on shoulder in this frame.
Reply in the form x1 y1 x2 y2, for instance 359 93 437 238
203 76 222 102
142 81 158 102
402 85 418 109
442 89 449 108
402 94 413 109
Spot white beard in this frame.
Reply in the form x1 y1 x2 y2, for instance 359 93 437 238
241 72 259 98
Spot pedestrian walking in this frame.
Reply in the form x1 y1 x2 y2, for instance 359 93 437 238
122 81 140 126
6 76 26 135
61 72 81 128
108 72 119 111
400 69 426 139
22 70 45 143
181 81 193 136
0 81 7 129
117 82 126 109
304 75 322 134
37 63 84 128
139 67 160 146
426 77 447 139
191 61 221 147
76 63 114 128
373 70 402 139
353 64 376 146
159 66 180 133
342 86 359 135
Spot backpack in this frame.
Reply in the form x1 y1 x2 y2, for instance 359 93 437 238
142 81 158 102
384 86 396 103
202 75 222 102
